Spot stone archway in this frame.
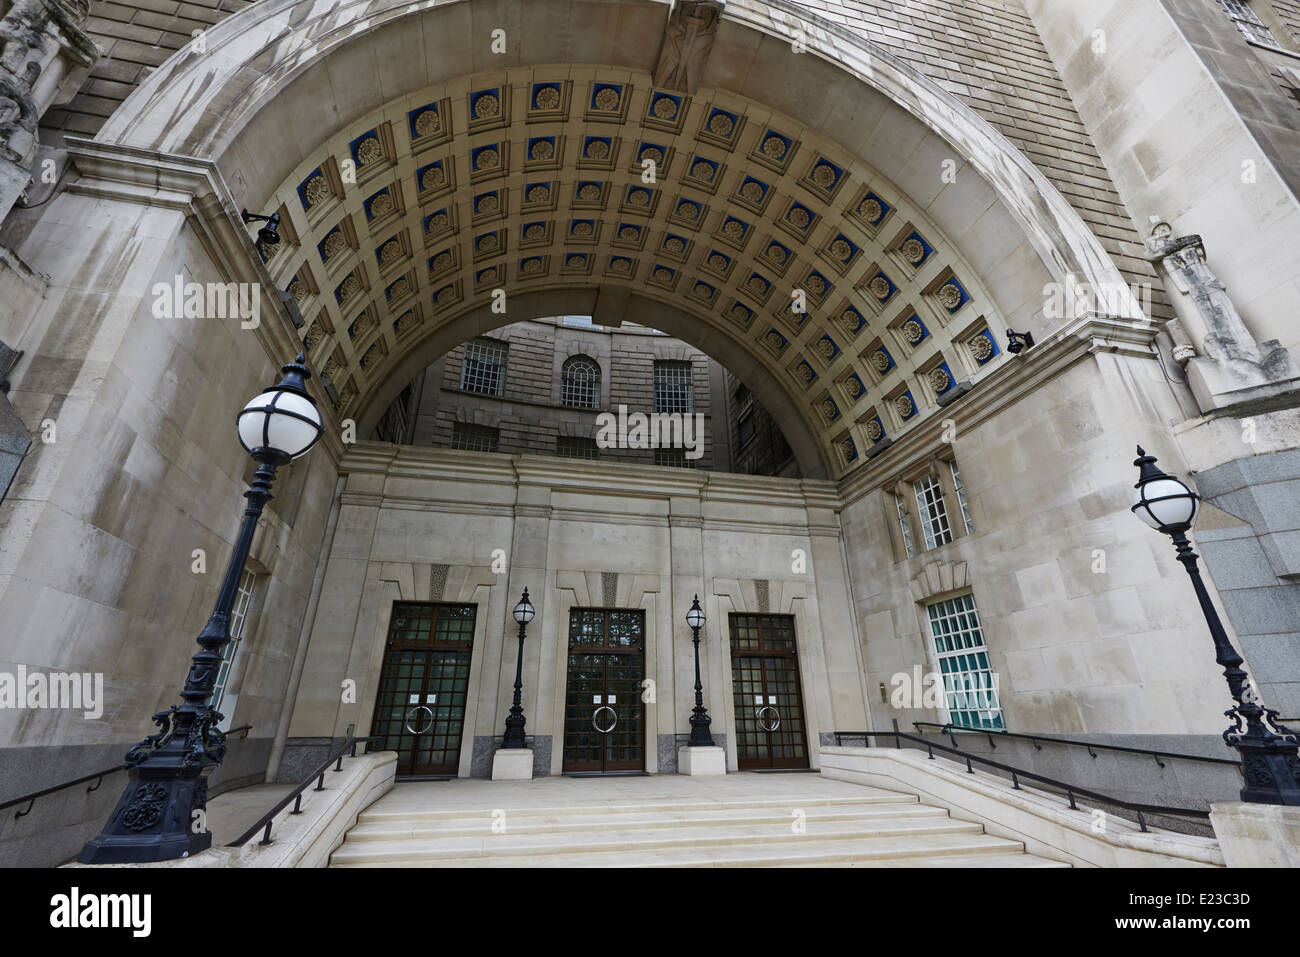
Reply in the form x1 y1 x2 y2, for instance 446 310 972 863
76 0 1145 481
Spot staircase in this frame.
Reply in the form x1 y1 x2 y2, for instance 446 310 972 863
330 772 1068 867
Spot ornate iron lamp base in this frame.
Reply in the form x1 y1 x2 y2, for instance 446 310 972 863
77 753 215 864
689 707 714 748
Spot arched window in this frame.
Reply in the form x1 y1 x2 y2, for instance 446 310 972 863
561 355 601 408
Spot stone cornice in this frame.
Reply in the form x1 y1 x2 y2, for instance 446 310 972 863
61 138 346 465
837 315 1160 507
335 442 847 524
339 442 840 504
329 318 1156 515
64 139 220 210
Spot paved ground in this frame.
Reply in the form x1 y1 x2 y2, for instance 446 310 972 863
206 783 296 845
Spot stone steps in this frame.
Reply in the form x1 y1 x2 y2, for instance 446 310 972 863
333 830 1048 868
334 815 985 863
344 800 948 841
354 788 916 823
329 775 1069 868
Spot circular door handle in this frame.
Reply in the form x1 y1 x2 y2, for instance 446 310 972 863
755 705 780 732
592 705 617 734
404 705 434 735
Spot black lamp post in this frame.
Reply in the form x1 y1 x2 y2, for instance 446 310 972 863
79 354 324 863
501 588 535 749
1131 445 1300 805
686 595 715 747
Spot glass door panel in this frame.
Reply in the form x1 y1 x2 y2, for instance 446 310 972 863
729 614 810 770
562 609 646 773
370 602 476 776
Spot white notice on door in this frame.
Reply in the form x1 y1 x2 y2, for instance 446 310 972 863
593 695 602 704
608 695 616 704
408 694 420 704
426 694 437 704
768 695 776 704
754 695 763 705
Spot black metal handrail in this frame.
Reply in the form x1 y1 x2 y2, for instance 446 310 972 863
830 729 1211 832
912 721 1241 769
228 736 379 848
1 725 253 820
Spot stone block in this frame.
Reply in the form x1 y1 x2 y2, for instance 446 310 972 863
491 748 534 780
1210 802 1300 867
677 746 726 775
1219 587 1300 636
1196 535 1278 590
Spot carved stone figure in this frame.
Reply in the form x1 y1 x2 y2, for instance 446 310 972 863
0 64 37 165
654 1 723 93
1146 218 1299 409
0 0 97 221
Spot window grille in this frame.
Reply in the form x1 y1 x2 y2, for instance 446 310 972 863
451 423 499 452
950 461 974 534
926 594 1004 730
557 436 599 459
211 568 257 715
561 355 601 408
654 361 694 413
892 491 915 559
1221 1 1283 48
461 338 507 396
914 473 953 550
654 448 695 468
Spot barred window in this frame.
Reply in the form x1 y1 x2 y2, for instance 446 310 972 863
561 355 601 408
891 491 915 559
211 568 257 719
451 422 499 452
654 448 695 468
1221 0 1282 48
654 360 694 413
556 436 599 460
460 338 507 396
927 594 1004 730
914 474 953 550
949 461 974 534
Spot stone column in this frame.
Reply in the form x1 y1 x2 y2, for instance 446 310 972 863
493 474 552 775
667 492 704 773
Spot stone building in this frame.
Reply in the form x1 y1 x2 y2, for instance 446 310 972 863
374 315 799 475
373 315 737 472
0 0 1298 867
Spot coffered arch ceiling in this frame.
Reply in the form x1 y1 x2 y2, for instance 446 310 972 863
92 0 1141 479
263 75 1016 479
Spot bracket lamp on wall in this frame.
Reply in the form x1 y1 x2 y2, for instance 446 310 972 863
241 208 281 252
1006 329 1035 354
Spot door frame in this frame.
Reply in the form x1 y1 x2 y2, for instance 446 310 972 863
727 611 812 770
548 576 664 776
560 606 648 775
367 600 479 777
